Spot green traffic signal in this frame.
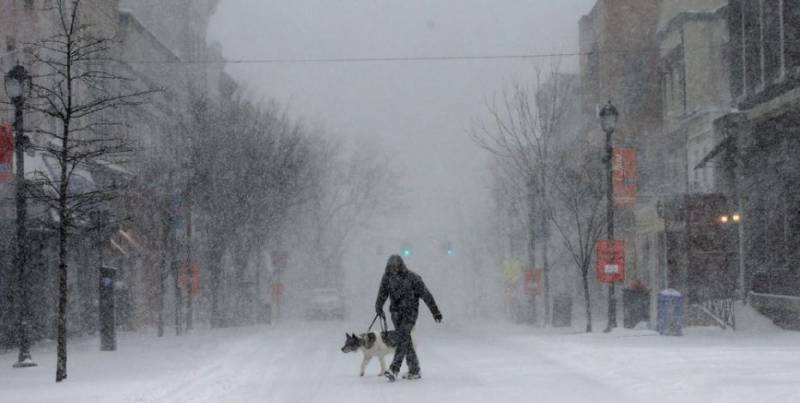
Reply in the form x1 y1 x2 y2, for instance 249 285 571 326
442 240 454 256
401 241 413 257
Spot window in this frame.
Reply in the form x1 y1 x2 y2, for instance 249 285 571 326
24 0 34 10
784 0 800 71
729 0 745 98
6 36 15 52
763 0 782 82
744 0 763 93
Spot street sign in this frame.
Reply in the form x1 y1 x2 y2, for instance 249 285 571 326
596 240 625 283
503 258 522 285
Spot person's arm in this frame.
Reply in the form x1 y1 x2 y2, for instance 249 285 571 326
416 277 442 322
375 273 389 317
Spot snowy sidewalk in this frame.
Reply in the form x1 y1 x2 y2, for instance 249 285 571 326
1 318 799 403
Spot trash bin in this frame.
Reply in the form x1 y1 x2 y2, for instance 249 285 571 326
552 295 573 327
525 295 537 326
623 288 650 329
98 266 117 351
657 289 684 336
260 302 272 324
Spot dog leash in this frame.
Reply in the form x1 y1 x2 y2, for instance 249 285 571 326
367 313 389 333
367 314 380 333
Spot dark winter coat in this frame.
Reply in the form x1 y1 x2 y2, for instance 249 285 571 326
375 255 441 324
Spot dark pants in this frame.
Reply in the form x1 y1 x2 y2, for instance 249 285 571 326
390 312 419 374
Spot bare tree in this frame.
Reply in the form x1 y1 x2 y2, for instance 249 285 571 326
171 94 316 327
471 64 574 325
548 145 606 333
295 137 400 287
487 157 528 321
26 0 154 382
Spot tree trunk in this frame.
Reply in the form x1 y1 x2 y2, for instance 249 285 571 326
541 175 551 326
55 125 70 383
582 268 592 333
543 237 551 326
208 241 224 328
233 242 249 325
185 201 193 333
156 225 168 337
527 178 538 325
255 248 265 323
172 228 182 336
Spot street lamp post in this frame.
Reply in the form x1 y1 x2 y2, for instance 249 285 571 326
599 101 619 333
5 64 36 368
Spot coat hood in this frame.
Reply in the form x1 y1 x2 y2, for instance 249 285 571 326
385 254 408 275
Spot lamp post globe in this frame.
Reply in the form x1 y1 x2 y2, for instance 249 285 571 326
599 100 618 134
4 65 31 105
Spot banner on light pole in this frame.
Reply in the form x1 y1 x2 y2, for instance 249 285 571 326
613 148 637 208
523 267 543 296
0 124 13 182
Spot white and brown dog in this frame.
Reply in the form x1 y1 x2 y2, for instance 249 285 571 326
340 332 397 376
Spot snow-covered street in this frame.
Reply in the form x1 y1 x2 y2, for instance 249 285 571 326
2 315 800 403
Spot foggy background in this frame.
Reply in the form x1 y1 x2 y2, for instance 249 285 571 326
208 0 595 322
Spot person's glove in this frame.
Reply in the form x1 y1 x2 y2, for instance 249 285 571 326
376 308 385 319
433 313 443 323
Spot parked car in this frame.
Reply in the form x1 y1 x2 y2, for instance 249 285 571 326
305 288 346 320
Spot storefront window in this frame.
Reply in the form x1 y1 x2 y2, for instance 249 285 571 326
784 0 800 72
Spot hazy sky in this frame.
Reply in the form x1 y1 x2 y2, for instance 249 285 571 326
208 1 595 257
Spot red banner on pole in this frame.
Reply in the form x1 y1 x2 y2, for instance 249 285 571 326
523 268 543 296
613 148 637 208
0 124 13 182
272 282 285 305
179 264 201 295
596 240 625 283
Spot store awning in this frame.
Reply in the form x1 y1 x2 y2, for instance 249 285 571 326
694 135 734 170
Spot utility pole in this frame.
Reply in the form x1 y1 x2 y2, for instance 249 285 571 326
599 101 619 333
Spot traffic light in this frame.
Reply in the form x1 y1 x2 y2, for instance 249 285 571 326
401 242 412 257
442 240 454 256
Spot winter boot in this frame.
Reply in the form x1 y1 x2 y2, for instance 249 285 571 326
402 372 421 380
383 370 398 382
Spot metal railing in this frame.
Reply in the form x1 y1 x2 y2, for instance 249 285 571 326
694 298 736 330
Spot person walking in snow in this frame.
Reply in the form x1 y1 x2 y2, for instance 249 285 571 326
375 254 442 381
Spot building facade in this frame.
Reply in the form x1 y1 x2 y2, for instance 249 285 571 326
0 0 234 345
579 0 749 326
708 0 800 323
579 0 663 322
